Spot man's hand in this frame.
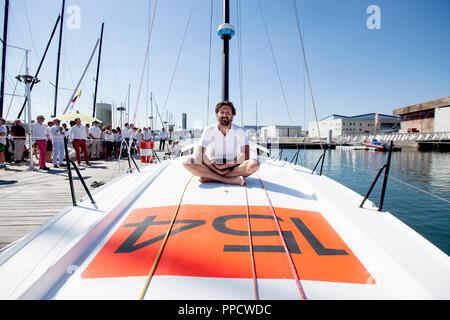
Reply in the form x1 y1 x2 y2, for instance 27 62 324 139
208 162 232 176
212 161 236 170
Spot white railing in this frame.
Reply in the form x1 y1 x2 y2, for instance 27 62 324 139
335 132 450 144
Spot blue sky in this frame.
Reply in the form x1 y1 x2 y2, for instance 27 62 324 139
1 0 450 130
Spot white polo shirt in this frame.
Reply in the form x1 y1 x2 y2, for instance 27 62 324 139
50 125 66 142
122 127 130 139
89 126 102 140
198 123 249 161
68 125 87 140
129 128 137 140
103 131 114 142
32 123 47 142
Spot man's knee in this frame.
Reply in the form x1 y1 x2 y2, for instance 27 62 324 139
249 159 259 170
183 157 200 169
244 159 260 176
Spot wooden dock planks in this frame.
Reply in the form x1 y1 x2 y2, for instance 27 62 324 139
0 153 166 250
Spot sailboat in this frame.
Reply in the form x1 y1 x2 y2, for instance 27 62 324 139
0 0 449 300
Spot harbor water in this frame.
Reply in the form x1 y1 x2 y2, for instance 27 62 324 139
273 148 450 256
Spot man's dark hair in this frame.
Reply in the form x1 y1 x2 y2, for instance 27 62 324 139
215 101 236 115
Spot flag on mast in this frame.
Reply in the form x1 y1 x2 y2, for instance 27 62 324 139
69 90 82 113
72 90 82 104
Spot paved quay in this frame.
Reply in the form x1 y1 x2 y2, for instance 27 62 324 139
0 151 167 251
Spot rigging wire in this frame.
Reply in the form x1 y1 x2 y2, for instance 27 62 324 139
301 0 306 166
256 0 293 126
21 0 53 114
103 36 121 112
5 54 26 119
206 0 213 126
160 0 197 122
338 162 450 206
292 0 323 149
146 0 151 127
132 0 159 124
150 93 166 129
237 0 244 127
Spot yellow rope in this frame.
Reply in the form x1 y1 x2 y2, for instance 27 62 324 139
138 174 193 300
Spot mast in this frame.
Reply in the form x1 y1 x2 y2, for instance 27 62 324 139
17 15 61 119
127 84 130 124
150 91 153 129
146 0 151 128
217 0 235 101
0 0 9 118
62 38 100 114
53 0 66 117
92 22 104 118
256 101 258 137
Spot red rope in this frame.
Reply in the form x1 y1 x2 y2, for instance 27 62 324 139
244 182 259 300
256 173 307 300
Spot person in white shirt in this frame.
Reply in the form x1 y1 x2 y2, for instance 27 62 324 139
50 119 66 168
11 119 26 163
183 101 259 185
45 121 54 163
167 129 174 146
103 125 114 159
143 127 149 141
158 127 167 151
68 118 90 166
32 115 49 170
136 128 143 155
129 124 137 155
169 140 181 158
129 125 136 140
0 118 6 168
89 121 102 159
113 127 121 156
122 123 130 140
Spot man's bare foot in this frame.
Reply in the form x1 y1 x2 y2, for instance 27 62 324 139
224 176 245 186
199 177 216 183
199 176 245 186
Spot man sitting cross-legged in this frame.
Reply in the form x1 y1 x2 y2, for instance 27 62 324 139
183 101 260 185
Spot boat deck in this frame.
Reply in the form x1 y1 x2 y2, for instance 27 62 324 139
1 155 449 300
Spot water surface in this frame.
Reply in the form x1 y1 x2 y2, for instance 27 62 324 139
272 148 450 255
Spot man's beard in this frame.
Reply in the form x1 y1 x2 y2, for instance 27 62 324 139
220 117 232 126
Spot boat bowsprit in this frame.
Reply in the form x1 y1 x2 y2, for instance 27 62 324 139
1 152 449 300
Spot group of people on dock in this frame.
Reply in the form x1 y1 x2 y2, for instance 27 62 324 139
1 101 259 186
0 116 181 170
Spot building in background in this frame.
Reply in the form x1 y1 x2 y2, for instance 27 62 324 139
260 125 302 140
308 113 400 138
393 96 450 133
95 103 112 126
182 113 187 130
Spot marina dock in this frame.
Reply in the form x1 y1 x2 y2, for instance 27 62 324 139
0 151 167 251
258 141 336 149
